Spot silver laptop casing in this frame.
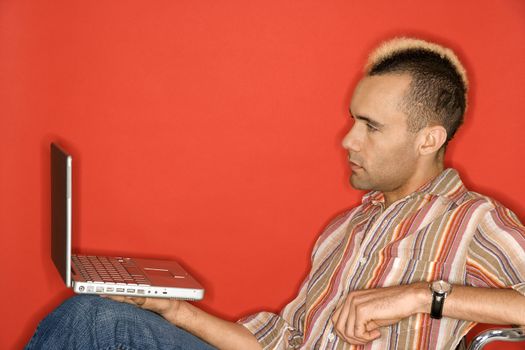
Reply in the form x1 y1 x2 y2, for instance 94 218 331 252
51 143 205 300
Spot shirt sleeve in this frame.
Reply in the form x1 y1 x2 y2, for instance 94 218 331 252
466 204 525 296
237 209 354 349
236 253 312 349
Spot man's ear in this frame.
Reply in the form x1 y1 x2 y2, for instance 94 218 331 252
417 125 447 156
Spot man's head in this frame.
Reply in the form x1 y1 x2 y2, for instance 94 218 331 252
366 37 468 147
342 37 468 201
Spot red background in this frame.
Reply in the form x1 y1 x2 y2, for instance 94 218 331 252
1 0 524 348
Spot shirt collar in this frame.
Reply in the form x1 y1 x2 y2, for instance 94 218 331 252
361 168 467 206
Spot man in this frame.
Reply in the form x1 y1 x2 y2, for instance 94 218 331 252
26 37 525 350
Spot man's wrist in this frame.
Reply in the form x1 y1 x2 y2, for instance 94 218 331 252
413 281 433 314
163 300 190 327
429 280 453 319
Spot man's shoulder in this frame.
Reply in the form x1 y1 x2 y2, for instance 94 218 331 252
454 189 498 206
452 188 514 214
311 207 363 253
437 169 512 212
449 189 524 231
319 207 359 235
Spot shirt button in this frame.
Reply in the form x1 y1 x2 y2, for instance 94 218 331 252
359 257 367 264
328 333 335 342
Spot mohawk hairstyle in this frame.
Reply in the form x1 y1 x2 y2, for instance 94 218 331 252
365 37 468 147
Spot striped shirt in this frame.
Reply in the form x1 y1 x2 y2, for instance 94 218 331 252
238 169 525 350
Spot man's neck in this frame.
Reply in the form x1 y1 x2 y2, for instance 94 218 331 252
383 162 444 208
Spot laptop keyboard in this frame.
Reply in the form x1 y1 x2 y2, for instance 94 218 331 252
72 255 151 285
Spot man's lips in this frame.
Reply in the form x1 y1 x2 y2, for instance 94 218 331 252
348 157 363 171
350 162 363 171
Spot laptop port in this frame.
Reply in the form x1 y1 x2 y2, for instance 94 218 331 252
127 289 136 293
116 288 125 292
137 289 145 294
106 287 114 292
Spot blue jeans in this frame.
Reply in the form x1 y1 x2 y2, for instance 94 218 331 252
25 295 217 350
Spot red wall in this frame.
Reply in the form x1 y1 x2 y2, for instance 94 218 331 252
1 1 524 348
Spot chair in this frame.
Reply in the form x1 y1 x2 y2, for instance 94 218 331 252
467 327 525 350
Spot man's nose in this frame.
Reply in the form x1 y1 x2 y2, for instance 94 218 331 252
342 126 361 152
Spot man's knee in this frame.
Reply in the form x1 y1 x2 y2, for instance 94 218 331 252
28 295 166 349
56 295 136 325
27 295 215 350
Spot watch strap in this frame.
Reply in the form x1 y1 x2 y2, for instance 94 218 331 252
430 292 445 319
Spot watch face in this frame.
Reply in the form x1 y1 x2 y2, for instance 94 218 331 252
432 280 452 294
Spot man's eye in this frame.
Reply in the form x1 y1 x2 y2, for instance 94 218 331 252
366 124 378 132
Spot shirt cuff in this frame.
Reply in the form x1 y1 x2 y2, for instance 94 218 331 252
238 311 300 350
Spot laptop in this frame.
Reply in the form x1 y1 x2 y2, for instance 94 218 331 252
51 142 205 300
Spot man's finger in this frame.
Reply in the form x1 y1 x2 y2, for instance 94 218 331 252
364 320 384 340
128 297 147 306
331 305 342 325
332 294 371 345
102 295 146 307
354 320 381 343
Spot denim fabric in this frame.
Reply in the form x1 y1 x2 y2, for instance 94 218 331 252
25 295 217 350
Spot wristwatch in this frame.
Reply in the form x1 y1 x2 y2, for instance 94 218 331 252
429 280 452 319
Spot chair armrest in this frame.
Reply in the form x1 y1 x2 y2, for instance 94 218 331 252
468 327 525 350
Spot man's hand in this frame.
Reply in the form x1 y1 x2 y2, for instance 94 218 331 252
103 294 262 350
103 295 184 325
331 282 430 345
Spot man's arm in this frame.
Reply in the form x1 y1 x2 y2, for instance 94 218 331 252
332 204 525 345
331 283 525 345
107 296 262 350
443 285 525 325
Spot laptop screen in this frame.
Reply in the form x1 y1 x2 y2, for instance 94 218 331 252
51 143 72 287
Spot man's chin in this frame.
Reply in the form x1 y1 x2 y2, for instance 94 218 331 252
349 174 372 191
